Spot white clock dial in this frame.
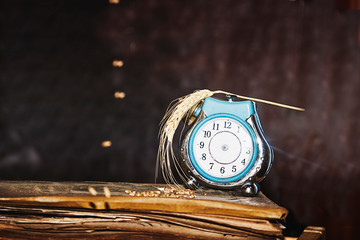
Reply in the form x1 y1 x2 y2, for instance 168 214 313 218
190 116 254 180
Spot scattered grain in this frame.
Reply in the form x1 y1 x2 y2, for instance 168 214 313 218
88 187 97 196
104 187 111 198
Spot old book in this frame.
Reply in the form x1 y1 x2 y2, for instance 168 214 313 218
0 181 288 239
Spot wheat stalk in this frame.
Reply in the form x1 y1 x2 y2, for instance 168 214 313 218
156 90 214 186
156 89 304 187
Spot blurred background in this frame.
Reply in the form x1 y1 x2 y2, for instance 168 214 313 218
1 0 359 239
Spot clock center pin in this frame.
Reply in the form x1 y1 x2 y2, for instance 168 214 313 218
221 144 229 151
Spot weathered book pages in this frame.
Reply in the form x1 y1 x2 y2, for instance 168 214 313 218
0 181 288 239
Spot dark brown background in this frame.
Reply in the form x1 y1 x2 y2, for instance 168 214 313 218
1 0 359 239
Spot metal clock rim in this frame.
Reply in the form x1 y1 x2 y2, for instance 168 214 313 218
187 113 258 183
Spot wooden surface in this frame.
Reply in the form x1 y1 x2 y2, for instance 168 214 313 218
0 181 287 239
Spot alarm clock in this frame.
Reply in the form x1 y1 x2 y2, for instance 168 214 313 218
180 95 273 196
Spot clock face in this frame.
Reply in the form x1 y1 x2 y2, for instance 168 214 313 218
188 114 257 183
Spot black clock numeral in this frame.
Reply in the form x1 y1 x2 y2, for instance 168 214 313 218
203 130 211 138
201 153 207 160
209 162 214 170
220 167 225 174
199 141 204 149
224 121 232 129
241 159 246 165
212 122 219 130
232 165 237 172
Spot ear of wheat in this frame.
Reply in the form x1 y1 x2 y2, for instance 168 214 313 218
156 90 214 187
156 89 304 187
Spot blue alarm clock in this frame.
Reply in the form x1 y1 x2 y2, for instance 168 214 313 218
180 96 273 196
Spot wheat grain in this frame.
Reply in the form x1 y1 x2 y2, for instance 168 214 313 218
103 187 111 198
88 187 97 196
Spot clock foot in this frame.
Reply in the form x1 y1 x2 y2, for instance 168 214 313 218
186 177 199 190
241 182 260 197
